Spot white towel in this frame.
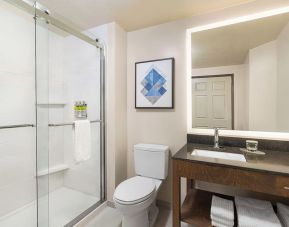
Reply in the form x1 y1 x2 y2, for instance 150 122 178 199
74 120 91 163
235 196 281 227
236 204 281 227
212 220 232 227
211 214 234 226
235 196 272 210
211 195 234 223
277 203 289 227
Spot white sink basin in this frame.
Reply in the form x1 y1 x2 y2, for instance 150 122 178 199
191 149 246 162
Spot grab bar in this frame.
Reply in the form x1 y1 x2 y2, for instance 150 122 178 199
0 124 35 129
0 120 102 129
49 120 102 127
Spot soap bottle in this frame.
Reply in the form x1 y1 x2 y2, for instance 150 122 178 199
78 101 83 118
80 101 84 118
74 101 78 118
84 101 87 118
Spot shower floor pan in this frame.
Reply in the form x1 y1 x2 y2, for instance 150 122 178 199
0 187 99 227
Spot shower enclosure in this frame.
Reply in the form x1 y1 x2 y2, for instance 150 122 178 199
0 0 105 226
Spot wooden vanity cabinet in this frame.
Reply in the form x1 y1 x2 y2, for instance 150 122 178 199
172 158 289 227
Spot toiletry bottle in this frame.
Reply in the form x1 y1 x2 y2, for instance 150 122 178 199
76 101 79 118
84 102 87 118
81 101 85 118
74 102 77 118
75 101 79 118
78 101 82 118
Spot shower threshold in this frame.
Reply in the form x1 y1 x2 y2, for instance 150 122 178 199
0 187 99 227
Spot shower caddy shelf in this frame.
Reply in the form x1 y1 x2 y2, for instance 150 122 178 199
36 164 69 177
37 103 67 106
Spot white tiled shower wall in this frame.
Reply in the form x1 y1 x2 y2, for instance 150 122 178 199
62 34 101 197
0 1 36 217
0 1 101 217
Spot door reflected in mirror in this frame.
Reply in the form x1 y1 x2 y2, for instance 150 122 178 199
192 75 233 129
190 12 289 133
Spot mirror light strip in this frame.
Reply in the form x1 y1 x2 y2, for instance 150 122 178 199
188 6 289 34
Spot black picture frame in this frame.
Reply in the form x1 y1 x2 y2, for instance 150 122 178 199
135 57 175 109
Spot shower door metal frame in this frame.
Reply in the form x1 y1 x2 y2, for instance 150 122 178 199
3 0 107 226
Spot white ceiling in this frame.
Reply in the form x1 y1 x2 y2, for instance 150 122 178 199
191 13 289 68
38 0 255 31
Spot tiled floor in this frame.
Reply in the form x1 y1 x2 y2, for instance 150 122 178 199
0 187 99 227
85 206 194 227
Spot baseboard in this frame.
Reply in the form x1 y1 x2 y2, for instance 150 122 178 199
107 200 116 208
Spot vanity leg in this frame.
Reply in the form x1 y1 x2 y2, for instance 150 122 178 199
187 179 194 192
173 161 181 227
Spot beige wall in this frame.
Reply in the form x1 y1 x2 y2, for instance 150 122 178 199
113 24 128 187
89 22 127 201
277 21 289 132
106 23 127 201
127 0 289 204
244 55 250 130
127 20 188 202
248 41 277 131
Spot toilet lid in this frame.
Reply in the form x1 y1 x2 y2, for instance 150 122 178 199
114 176 156 204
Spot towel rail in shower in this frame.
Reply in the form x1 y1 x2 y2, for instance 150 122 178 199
48 120 102 127
0 120 102 129
0 124 35 129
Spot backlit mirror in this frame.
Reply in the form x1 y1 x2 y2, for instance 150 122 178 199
190 12 289 132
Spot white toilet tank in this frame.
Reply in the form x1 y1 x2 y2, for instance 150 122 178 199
134 144 169 180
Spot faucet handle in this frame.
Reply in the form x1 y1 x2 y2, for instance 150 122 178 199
213 128 220 149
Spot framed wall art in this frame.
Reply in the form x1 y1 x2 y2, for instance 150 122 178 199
135 58 174 109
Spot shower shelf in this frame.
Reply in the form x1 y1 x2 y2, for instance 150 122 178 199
37 102 67 106
37 164 69 177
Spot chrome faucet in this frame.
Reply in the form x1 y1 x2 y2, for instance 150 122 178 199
214 128 220 149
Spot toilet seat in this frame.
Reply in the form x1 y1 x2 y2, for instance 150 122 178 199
114 176 156 205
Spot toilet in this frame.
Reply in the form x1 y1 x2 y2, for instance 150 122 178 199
113 143 169 227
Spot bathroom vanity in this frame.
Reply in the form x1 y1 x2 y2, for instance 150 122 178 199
180 9 289 227
172 135 289 227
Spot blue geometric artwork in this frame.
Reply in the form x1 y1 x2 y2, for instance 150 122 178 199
135 58 174 109
141 67 167 104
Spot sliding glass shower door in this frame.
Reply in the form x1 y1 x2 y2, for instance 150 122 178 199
0 1 37 226
34 3 105 226
0 1 106 226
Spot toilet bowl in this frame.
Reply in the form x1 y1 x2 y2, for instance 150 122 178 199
114 176 162 227
114 144 169 227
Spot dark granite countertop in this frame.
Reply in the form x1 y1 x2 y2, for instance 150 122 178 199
173 143 289 176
